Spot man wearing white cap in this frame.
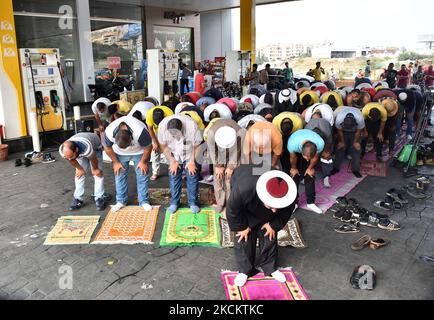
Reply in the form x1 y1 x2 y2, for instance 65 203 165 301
91 97 112 132
227 165 297 287
204 119 245 214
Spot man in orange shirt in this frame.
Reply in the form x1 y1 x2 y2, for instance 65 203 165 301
243 121 283 169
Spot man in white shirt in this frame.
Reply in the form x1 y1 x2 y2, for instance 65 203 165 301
157 115 203 214
103 116 153 212
60 132 111 211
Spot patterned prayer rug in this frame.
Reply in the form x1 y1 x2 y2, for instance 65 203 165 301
219 218 308 249
143 188 216 206
347 159 387 177
298 170 367 213
221 268 309 300
44 216 100 245
160 207 221 247
92 206 159 245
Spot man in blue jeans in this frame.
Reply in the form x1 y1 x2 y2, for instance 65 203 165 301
60 132 111 211
395 89 416 140
157 114 203 214
103 116 153 212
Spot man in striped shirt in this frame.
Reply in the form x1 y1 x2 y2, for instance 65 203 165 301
60 132 111 211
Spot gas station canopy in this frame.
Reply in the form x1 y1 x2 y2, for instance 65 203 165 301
98 0 295 12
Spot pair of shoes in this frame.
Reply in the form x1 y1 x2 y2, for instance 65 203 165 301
69 198 83 211
335 223 360 234
42 153 56 164
386 188 408 205
306 203 322 214
351 235 391 250
405 184 428 199
377 218 401 231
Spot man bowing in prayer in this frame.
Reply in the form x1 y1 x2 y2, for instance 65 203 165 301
227 166 297 287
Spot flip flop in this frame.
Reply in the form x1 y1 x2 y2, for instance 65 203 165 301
369 238 390 249
351 235 372 251
334 224 360 234
373 200 393 211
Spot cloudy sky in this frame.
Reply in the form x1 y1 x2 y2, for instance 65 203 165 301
232 0 434 50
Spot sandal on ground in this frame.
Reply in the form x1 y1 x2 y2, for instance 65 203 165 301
334 224 360 234
351 235 372 251
405 185 428 199
373 200 393 211
419 255 434 264
369 238 390 249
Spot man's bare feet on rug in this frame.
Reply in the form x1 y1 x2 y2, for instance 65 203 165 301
234 273 248 287
271 270 287 283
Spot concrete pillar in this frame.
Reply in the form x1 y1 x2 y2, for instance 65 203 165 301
76 0 95 102
240 0 256 64
0 0 27 138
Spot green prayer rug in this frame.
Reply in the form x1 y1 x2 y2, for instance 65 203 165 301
160 207 221 247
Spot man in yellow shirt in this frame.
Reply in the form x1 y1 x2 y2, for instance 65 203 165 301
107 100 133 122
361 103 388 161
312 61 325 82
145 105 174 180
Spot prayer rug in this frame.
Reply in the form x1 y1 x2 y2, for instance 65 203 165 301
219 218 308 249
93 206 159 245
298 170 367 213
347 159 387 177
142 188 216 206
221 268 309 300
160 207 221 247
44 216 100 245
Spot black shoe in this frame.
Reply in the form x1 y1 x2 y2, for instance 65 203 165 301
15 159 22 167
359 211 369 225
42 153 56 164
333 207 346 220
353 171 362 178
386 188 408 205
102 193 112 202
348 198 359 207
341 209 353 222
69 198 83 211
23 158 32 167
95 198 107 211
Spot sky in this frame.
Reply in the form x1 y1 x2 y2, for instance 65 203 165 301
232 0 434 50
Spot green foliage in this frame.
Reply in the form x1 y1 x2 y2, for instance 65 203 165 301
398 51 430 61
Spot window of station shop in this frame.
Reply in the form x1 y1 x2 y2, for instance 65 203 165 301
152 25 194 71
13 0 83 104
90 1 145 90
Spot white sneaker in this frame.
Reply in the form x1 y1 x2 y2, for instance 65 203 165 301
307 203 323 214
234 273 248 287
111 202 126 212
324 176 331 188
142 203 152 212
271 270 287 283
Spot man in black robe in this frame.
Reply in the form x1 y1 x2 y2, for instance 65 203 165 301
227 165 297 286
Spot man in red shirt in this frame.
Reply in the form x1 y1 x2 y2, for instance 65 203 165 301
194 68 207 95
424 65 434 87
397 64 410 89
